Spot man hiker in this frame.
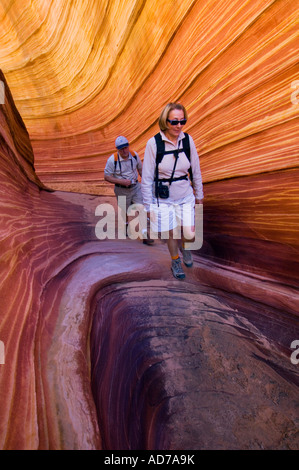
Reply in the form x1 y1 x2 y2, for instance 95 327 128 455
104 136 153 245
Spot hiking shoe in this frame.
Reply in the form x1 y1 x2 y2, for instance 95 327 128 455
171 257 185 279
180 248 193 267
143 238 154 245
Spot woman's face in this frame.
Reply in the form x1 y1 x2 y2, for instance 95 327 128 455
164 109 186 142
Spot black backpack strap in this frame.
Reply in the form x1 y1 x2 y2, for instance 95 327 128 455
168 149 179 187
155 132 192 180
113 153 119 174
154 132 193 203
154 133 165 165
154 134 164 203
182 133 190 160
114 151 137 174
155 132 190 162
182 133 192 182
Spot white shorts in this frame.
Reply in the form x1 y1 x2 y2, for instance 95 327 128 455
149 193 195 235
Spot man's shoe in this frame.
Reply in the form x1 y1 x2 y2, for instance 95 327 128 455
171 257 185 279
180 248 193 267
143 238 154 245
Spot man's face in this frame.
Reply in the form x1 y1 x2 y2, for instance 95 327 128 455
118 146 129 159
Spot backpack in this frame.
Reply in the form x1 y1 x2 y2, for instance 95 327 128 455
154 132 192 180
114 151 137 175
154 132 193 201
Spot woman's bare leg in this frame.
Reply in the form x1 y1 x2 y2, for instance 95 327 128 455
166 230 179 258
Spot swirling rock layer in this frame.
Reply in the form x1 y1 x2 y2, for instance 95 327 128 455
90 280 299 450
0 0 299 451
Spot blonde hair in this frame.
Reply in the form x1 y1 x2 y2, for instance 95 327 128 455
158 103 188 131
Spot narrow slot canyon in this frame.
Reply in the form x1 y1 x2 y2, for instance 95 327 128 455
1 0 298 450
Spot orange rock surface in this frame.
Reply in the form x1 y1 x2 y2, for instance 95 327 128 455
0 0 298 450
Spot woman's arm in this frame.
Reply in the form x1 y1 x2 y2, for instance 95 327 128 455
189 135 204 202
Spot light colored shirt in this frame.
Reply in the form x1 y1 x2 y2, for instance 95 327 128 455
104 152 142 181
141 131 204 211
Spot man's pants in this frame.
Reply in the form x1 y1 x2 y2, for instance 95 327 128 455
114 183 147 237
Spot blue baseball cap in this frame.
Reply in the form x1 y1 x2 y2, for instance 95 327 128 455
115 136 129 149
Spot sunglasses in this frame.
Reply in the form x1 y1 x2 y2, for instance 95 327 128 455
167 118 187 126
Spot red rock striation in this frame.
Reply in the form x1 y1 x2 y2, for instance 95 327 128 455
0 71 101 449
0 70 298 450
91 281 299 450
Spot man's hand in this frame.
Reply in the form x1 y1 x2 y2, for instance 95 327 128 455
122 179 133 187
104 175 133 186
